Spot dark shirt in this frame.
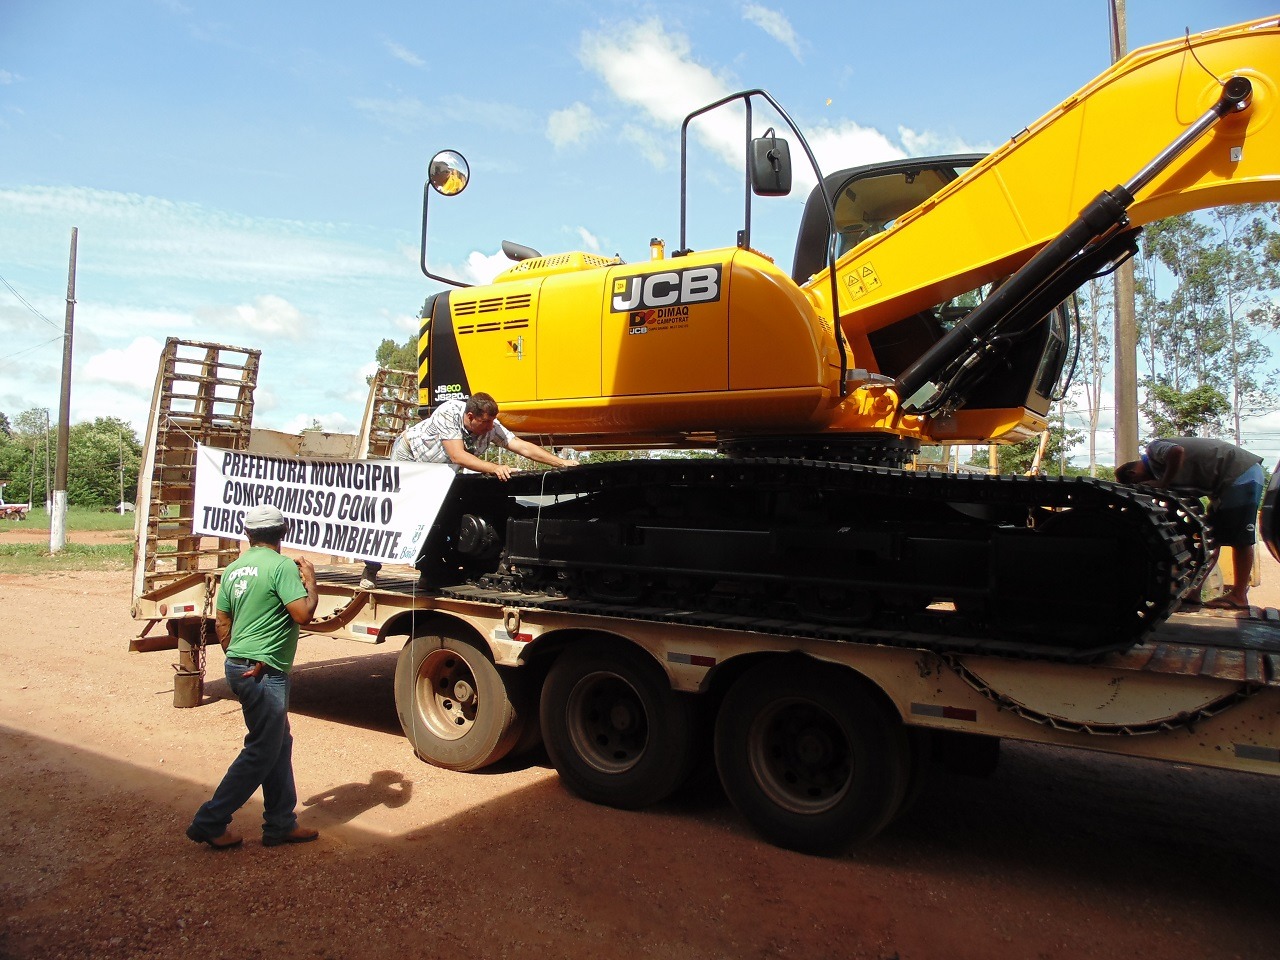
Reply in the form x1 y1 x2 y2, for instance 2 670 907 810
1146 437 1262 498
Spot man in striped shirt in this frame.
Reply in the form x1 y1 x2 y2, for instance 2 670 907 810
361 392 576 588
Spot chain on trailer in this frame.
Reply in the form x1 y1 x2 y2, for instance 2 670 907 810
939 651 1262 736
196 575 214 676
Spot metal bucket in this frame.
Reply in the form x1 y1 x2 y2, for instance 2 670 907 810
173 669 204 708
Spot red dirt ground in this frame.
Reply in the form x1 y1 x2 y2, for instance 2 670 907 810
1 527 1278 959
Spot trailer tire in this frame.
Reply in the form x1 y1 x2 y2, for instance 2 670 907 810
714 658 910 854
540 640 698 809
501 664 544 758
395 629 525 772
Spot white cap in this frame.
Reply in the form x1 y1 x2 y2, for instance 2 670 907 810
244 504 286 531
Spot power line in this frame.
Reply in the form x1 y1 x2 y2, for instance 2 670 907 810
0 335 64 369
0 273 59 330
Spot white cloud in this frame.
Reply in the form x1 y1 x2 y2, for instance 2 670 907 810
807 122 905 172
385 40 425 68
0 186 406 287
81 336 166 388
423 249 516 286
899 126 994 157
0 70 19 85
742 4 803 62
619 122 671 169
547 102 601 148
255 386 280 414
580 17 975 188
576 226 600 251
80 302 194 340
580 19 739 168
462 250 514 284
194 294 307 340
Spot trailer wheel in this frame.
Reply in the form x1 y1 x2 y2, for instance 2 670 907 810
394 629 525 772
540 641 698 809
714 658 910 854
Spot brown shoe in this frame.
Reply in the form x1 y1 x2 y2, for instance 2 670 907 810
186 825 243 849
262 826 319 847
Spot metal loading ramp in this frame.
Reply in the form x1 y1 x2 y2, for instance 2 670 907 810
131 338 260 603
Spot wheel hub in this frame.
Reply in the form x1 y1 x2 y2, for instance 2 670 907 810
567 672 649 774
752 699 853 814
416 650 480 740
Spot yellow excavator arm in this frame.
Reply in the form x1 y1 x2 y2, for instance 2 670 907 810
823 17 1280 335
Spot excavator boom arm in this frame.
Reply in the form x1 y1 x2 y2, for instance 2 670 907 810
820 16 1280 339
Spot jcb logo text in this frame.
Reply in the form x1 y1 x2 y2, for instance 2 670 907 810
610 265 722 313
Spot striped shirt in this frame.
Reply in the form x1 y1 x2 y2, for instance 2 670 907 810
391 399 513 470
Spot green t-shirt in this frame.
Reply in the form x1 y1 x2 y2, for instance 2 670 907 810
216 546 308 672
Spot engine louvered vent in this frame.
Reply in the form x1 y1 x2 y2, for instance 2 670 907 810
452 292 536 335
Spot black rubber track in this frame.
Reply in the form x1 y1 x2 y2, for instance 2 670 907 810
424 459 1206 662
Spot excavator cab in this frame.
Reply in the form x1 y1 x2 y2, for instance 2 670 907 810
792 156 983 284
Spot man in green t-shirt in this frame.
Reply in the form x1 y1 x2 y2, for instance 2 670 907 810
186 504 320 849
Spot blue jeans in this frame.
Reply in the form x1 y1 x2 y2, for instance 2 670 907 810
189 657 298 839
1209 462 1265 548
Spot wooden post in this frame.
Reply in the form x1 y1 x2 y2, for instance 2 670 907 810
1110 0 1140 466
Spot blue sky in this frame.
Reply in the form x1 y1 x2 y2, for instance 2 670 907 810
1 0 1276 459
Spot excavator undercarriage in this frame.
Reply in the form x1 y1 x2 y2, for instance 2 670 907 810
422 461 1211 661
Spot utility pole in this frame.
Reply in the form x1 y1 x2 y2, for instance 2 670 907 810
51 227 77 553
44 408 51 509
1110 0 1139 466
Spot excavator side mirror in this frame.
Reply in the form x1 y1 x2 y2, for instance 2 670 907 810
428 150 470 196
750 130 792 197
421 150 472 287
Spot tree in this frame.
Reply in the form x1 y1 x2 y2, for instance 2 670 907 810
1139 205 1280 444
0 412 142 508
0 410 11 438
0 408 51 507
578 450 649 464
1143 382 1230 439
66 418 143 507
1207 204 1280 443
1072 278 1112 476
968 415 1084 476
373 336 417 378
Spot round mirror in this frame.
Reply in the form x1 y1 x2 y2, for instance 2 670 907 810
428 150 470 197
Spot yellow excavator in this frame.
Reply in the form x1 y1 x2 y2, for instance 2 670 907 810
409 17 1280 658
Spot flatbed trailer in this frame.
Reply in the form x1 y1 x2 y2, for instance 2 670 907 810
134 539 1280 854
130 339 1280 853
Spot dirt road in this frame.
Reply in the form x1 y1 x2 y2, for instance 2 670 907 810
2 532 1279 959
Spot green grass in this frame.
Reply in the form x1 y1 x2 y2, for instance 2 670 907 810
2 505 136 532
0 505 135 572
0 541 133 573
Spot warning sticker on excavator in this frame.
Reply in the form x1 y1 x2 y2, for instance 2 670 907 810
844 262 881 301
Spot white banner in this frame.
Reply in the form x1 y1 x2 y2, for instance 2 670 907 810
192 444 457 564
